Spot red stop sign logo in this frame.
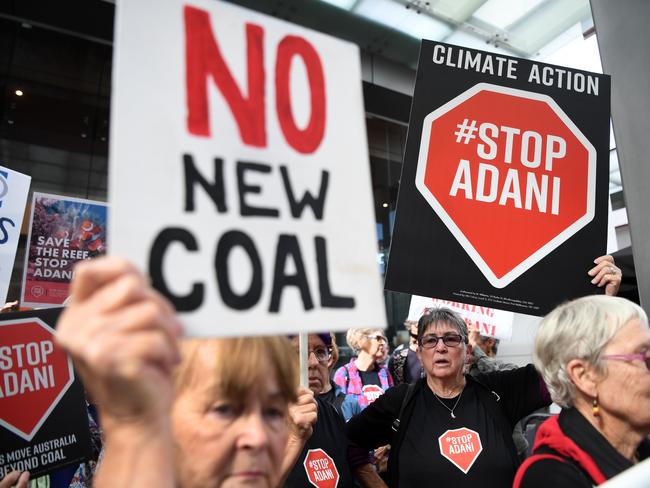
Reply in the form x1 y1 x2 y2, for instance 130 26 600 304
438 427 483 474
0 318 74 441
304 448 339 488
416 82 596 288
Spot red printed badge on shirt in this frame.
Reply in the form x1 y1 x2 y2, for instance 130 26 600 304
361 384 384 404
304 448 339 488
438 427 483 474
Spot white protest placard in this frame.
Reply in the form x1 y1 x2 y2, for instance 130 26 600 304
408 295 514 340
0 166 31 304
109 0 386 336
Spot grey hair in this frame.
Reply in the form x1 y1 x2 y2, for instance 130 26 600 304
346 328 385 353
477 334 501 354
417 308 469 344
534 295 648 408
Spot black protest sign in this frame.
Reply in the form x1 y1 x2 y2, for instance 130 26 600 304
385 41 610 316
0 308 92 480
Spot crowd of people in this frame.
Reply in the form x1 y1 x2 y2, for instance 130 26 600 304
2 254 650 488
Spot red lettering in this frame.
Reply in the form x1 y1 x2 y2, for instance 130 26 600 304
275 36 326 154
479 323 497 336
184 6 266 146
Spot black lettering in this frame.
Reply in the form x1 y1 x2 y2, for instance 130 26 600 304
279 166 329 220
269 234 314 312
183 154 227 212
215 230 263 310
236 161 279 217
0 217 15 244
149 227 204 311
316 236 355 308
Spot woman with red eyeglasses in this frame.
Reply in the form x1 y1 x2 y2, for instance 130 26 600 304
515 295 650 487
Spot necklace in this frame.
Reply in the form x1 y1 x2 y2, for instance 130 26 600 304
432 386 465 419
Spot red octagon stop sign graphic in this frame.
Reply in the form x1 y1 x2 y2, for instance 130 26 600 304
416 82 596 288
0 318 74 441
304 448 339 488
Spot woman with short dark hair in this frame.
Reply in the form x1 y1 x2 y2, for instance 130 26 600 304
346 307 550 487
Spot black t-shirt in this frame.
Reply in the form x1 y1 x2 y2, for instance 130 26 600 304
284 397 354 488
359 369 381 386
398 383 517 488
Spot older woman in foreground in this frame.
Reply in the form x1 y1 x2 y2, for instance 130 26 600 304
515 295 650 487
53 257 316 488
347 308 550 487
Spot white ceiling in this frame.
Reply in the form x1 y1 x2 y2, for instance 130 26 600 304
320 0 592 58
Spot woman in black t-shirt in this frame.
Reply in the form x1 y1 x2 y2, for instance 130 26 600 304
346 308 550 488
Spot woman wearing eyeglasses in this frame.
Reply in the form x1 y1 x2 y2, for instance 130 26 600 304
333 328 394 422
346 308 550 488
514 295 650 487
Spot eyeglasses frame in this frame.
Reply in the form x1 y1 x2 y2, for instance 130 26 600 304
419 333 467 349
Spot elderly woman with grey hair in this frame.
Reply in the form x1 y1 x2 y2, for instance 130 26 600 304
333 328 394 421
346 308 551 487
514 295 650 488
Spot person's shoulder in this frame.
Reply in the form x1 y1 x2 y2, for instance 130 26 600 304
517 455 591 488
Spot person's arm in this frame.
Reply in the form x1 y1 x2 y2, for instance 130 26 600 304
56 257 182 488
277 387 318 485
477 364 551 425
346 384 407 450
94 422 175 488
354 464 388 488
347 438 388 488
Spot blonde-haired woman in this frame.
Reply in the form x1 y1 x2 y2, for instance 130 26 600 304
333 328 393 421
53 257 316 488
515 295 650 487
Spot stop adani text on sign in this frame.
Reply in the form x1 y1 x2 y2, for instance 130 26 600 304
385 41 610 316
109 0 385 336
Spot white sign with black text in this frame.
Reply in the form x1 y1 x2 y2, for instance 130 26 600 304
109 0 385 336
0 166 31 304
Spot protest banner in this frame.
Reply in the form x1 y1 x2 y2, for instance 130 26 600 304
0 166 31 304
109 0 385 336
0 308 92 480
385 41 610 316
407 295 514 340
21 193 107 308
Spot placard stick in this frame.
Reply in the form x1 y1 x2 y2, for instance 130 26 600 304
299 332 308 387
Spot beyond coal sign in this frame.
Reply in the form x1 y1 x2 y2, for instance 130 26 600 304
0 309 91 480
386 42 610 315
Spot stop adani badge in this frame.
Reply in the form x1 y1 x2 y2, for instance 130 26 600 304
385 41 610 316
109 0 385 336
